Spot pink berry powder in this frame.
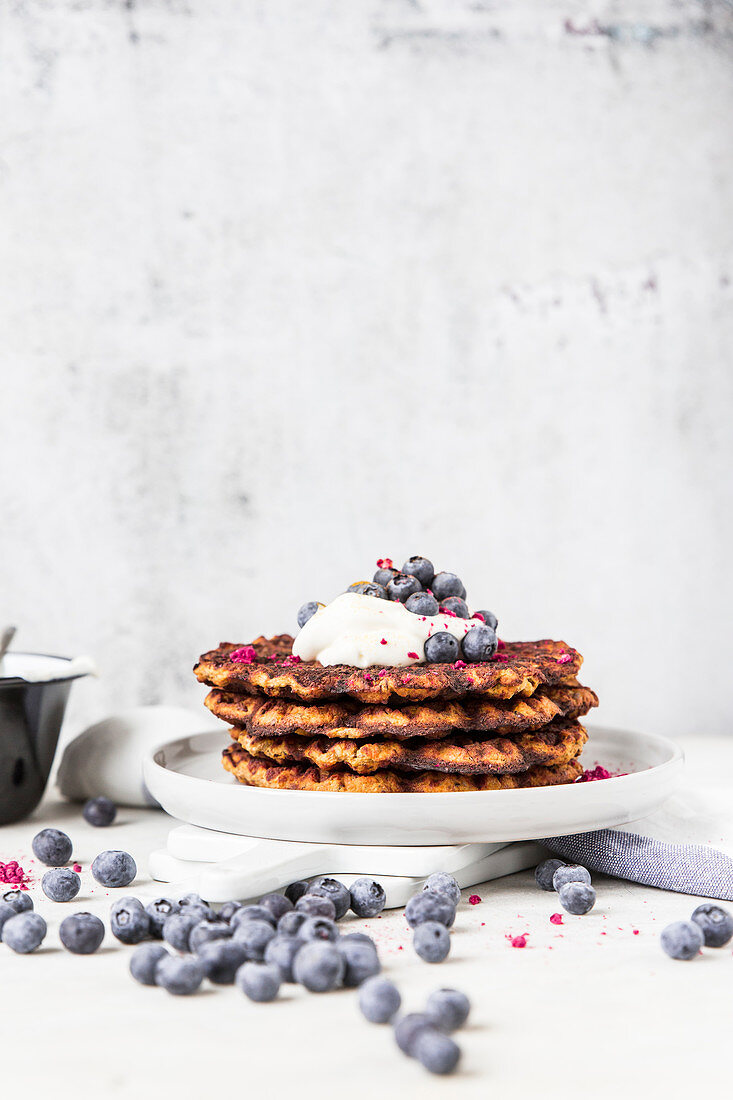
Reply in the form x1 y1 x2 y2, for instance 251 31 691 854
576 765 618 783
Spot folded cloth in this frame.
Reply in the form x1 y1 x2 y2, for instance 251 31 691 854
542 789 733 901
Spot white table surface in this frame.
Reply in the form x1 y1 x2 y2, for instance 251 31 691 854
1 735 729 1099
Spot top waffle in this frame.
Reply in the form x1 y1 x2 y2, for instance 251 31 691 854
194 636 583 704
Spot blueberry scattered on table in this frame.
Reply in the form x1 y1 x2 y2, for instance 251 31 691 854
307 877 351 920
558 882 596 916
534 858 566 892
690 903 733 948
440 596 470 619
552 864 591 892
472 609 498 631
110 897 151 944
297 602 320 629
259 893 293 921
359 977 401 1023
32 828 73 867
162 911 200 952
424 632 459 664
0 901 17 939
130 943 169 985
414 1029 461 1075
2 889 34 914
423 872 461 908
414 921 451 963
59 912 105 954
232 904 277 928
405 591 439 617
284 880 310 905
394 1013 433 1056
295 894 337 921
293 941 345 992
278 910 307 937
197 939 249 984
217 900 242 923
401 556 435 588
189 920 233 953
91 850 136 888
146 897 180 937
83 796 117 828
341 932 376 948
233 918 277 960
155 955 205 995
178 892 209 910
297 915 339 943
338 937 381 987
660 920 704 960
263 934 302 982
461 623 498 662
42 868 81 903
405 891 456 929
2 911 47 954
236 961 281 1003
386 573 422 603
425 988 471 1033
431 572 466 602
349 877 386 918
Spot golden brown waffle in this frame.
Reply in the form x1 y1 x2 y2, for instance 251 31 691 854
205 682 597 740
230 717 587 776
222 743 584 792
195 636 583 704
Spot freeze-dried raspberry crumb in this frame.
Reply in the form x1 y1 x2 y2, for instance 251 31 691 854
376 558 393 569
73 863 82 873
400 675 411 684
550 913 563 925
0 860 31 886
576 765 615 783
378 669 387 678
453 660 467 669
230 646 257 664
407 651 418 660
555 653 572 664
468 894 481 906
497 638 506 650
285 654 301 664
380 638 387 645
493 654 509 662
364 673 374 683
441 609 457 618
509 934 528 949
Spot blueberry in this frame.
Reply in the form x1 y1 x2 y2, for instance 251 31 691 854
178 892 210 910
91 850 136 888
359 976 401 1023
307 877 350 920
130 943 169 985
32 827 72 867
431 572 466 602
405 591 440 617
293 941 345 992
2 911 47 954
461 624 498 662
660 920 704 960
534 858 566 892
373 567 398 587
297 916 339 943
236 961 281 1002
394 1013 433 1056
414 1029 461 1075
278 910 308 937
162 911 200 951
2 890 33 914
217 901 242 923
59 912 105 955
414 921 451 963
423 872 461 908
110 897 151 944
231 904 277 928
349 877 386 918
284 880 310 905
558 882 596 915
197 939 248 984
189 920 233 953
82 796 117 827
41 868 80 903
552 864 591 892
146 897 180 938
425 988 471 1032
295 894 337 921
348 582 387 599
155 955 205 995
690 903 733 948
263 934 302 982
424 632 459 664
386 573 423 603
0 901 17 939
259 893 293 921
340 932 376 948
401 556 435 588
233 918 277 960
405 892 455 929
440 597 470 619
297 602 321 629
338 938 381 987
472 610 498 631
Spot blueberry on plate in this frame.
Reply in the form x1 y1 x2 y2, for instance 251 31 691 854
32 827 73 867
259 893 293 921
189 920 233 953
349 877 386 918
2 912 47 954
146 897 180 938
414 921 451 963
297 916 339 944
231 904 277 928
405 892 456 929
306 877 351 920
263 934 302 982
472 609 498 631
233 918 277 960
284 880 310 905
338 938 381 987
2 890 33 914
401 556 435 588
0 901 17 939
690 903 733 948
236 961 281 1003
461 624 498 662
42 868 81 903
297 601 321 629
534 858 566 892
59 912 105 955
82 796 117 827
425 988 471 1032
552 864 591 892
91 850 137 888
440 597 470 619
295 894 337 921
386 573 423 603
414 1029 461 1075
558 882 596 915
373 567 398 587
660 920 704 960
110 897 151 944
293 941 345 993
424 632 459 664
394 1013 433 1056
405 591 440 617
431 572 466 602
359 977 401 1023
197 939 248 984
347 582 387 599
155 955 205 995
423 872 461 908
130 943 169 985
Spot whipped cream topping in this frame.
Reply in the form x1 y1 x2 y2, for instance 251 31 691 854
291 592 479 668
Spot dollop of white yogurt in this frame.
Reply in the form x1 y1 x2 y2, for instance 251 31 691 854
291 592 478 668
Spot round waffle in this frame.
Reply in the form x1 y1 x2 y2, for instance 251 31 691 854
229 717 587 776
222 743 584 792
195 636 583 704
205 682 597 740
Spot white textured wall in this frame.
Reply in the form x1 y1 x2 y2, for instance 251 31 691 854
2 0 733 742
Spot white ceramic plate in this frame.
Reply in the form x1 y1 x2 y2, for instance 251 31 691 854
143 724 684 845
